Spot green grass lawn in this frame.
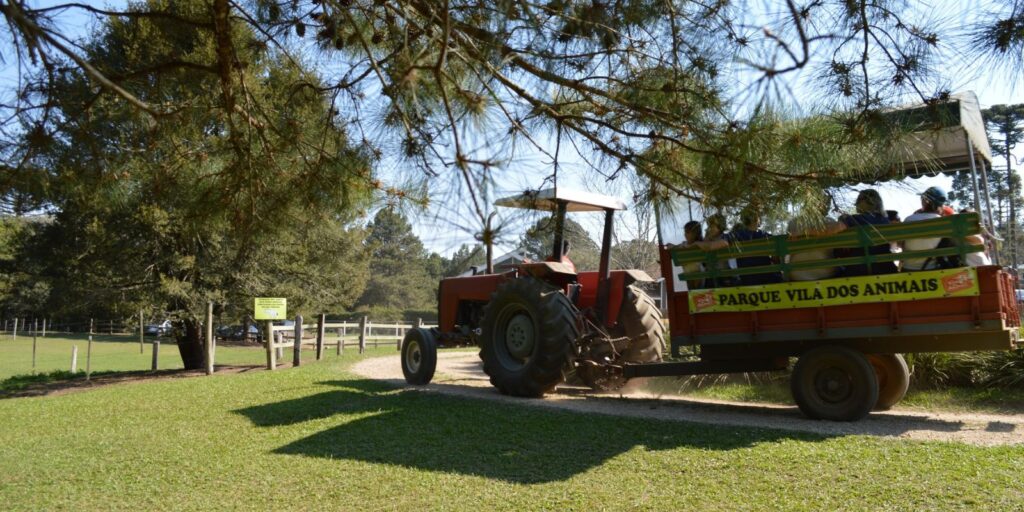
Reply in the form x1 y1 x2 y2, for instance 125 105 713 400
0 333 318 381
641 376 1024 414
1 349 1022 510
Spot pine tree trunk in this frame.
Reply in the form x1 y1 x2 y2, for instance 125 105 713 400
1007 145 1017 270
176 319 205 370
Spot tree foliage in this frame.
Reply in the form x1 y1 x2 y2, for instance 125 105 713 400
3 0 374 368
356 207 440 314
0 0 979 243
520 217 600 271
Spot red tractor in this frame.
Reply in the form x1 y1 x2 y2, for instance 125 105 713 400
401 94 1021 422
400 188 665 395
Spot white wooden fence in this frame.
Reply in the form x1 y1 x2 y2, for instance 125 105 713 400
263 315 437 370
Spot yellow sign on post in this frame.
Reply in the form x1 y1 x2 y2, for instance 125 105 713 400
687 268 980 314
254 298 287 320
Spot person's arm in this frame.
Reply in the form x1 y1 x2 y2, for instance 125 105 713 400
694 239 729 251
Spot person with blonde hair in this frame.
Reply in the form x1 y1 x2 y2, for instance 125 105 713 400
787 196 842 281
805 189 897 276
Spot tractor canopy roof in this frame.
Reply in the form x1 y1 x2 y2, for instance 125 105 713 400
494 188 627 212
844 91 992 185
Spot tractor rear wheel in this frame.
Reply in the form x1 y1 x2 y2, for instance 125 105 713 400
578 285 665 391
480 278 578 397
791 346 879 421
401 328 438 385
868 353 910 411
620 285 666 363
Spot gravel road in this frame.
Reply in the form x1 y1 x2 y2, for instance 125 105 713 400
353 352 1024 446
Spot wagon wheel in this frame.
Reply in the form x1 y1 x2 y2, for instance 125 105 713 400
868 353 910 411
791 345 879 421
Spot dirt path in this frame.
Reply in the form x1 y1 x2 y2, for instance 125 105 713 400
353 352 1024 447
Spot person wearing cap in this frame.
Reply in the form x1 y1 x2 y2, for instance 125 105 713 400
901 186 948 271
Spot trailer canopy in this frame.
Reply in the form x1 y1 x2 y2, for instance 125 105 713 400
857 91 992 183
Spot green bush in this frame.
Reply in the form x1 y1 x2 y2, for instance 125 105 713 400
907 350 1024 389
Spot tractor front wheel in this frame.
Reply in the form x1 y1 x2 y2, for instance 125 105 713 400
401 328 438 385
480 278 579 397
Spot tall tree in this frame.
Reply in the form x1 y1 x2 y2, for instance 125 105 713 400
356 208 436 313
443 243 486 277
984 104 1024 270
8 0 374 368
520 217 601 271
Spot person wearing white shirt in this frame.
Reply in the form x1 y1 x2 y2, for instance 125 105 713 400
901 186 947 271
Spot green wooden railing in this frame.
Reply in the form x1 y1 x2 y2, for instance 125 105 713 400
669 213 982 282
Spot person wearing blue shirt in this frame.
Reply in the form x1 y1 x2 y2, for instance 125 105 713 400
696 207 782 286
806 189 898 276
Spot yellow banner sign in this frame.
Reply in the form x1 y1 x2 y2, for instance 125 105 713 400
687 268 979 314
254 297 287 320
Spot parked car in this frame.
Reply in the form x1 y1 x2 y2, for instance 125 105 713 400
215 325 235 340
144 320 172 336
215 324 263 343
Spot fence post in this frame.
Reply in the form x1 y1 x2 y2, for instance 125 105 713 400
71 345 78 372
89 318 94 335
139 310 144 354
358 316 367 354
293 314 303 366
336 326 343 355
275 331 284 361
86 334 93 381
12 317 16 342
42 318 46 338
265 321 275 370
32 319 37 372
152 339 160 370
417 317 424 328
205 301 214 375
316 314 325 361
109 319 113 335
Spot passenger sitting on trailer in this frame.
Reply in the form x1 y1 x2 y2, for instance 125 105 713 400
959 208 992 267
787 199 841 281
680 221 706 289
804 189 898 277
901 186 949 271
697 213 736 288
697 207 783 286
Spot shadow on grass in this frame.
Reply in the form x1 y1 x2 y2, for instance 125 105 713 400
234 379 827 484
